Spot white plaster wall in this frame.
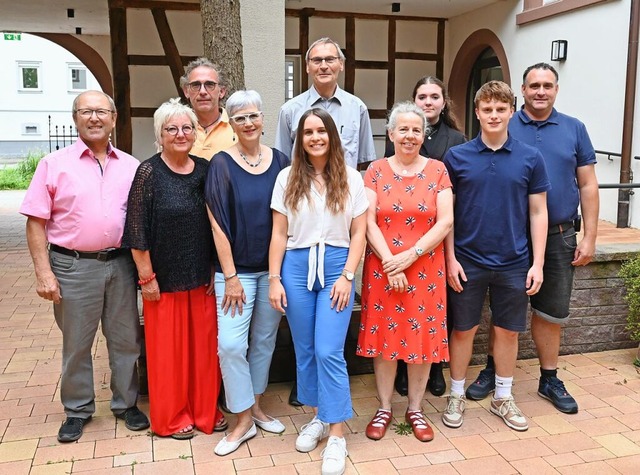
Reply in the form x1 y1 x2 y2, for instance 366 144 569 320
0 33 100 150
240 0 285 147
448 0 639 227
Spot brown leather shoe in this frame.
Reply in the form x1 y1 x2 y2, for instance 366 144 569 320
365 408 392 440
405 409 434 442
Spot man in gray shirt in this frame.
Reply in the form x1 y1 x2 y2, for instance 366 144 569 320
275 37 376 169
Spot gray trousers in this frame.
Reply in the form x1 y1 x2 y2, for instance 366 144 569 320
50 250 141 418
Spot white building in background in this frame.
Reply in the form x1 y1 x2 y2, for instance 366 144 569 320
0 33 100 158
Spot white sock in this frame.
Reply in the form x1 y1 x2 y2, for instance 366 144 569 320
450 378 465 396
494 375 513 399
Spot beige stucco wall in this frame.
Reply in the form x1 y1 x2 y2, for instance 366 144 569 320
240 0 285 147
448 0 639 228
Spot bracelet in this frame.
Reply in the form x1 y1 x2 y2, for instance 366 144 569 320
138 273 156 285
224 272 237 281
268 274 282 280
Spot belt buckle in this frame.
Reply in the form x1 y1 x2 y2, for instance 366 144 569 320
96 250 110 262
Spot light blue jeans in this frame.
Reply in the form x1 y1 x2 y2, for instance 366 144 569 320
282 246 354 424
215 271 282 413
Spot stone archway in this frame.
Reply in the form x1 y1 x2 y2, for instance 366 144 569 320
33 33 112 97
449 29 511 134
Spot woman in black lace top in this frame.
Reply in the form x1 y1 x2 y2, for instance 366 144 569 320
123 98 224 440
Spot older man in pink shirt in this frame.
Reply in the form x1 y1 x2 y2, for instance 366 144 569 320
20 90 149 443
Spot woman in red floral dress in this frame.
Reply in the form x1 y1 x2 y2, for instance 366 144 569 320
357 101 453 442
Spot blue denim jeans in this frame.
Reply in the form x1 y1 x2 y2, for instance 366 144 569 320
282 245 354 424
215 271 282 413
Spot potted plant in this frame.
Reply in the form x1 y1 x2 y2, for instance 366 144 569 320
620 255 640 366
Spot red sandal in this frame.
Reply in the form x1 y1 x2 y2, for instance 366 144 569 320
405 409 434 442
365 408 392 440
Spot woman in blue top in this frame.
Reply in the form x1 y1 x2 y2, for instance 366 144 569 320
205 90 290 456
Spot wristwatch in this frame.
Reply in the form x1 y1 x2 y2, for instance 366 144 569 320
414 246 424 257
342 269 355 281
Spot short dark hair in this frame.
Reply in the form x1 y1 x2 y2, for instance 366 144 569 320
522 62 559 85
180 57 225 89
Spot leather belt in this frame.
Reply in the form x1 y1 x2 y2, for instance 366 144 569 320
49 244 128 262
548 221 574 236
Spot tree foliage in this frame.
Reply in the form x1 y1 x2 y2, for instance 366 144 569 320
620 255 640 341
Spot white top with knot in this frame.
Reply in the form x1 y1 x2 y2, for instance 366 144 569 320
271 166 368 290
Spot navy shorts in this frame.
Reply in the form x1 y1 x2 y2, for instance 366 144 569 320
530 226 577 323
447 258 529 332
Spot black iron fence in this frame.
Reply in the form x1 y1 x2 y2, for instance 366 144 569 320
48 115 78 153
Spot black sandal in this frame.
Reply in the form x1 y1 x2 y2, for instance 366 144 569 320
171 425 195 440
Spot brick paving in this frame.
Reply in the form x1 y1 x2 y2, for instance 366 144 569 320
1 190 639 475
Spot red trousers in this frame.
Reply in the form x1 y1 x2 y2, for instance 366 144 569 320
143 286 222 436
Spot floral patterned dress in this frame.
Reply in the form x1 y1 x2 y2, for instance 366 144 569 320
357 158 451 364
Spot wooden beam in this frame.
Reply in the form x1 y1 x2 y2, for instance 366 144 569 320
285 49 303 56
110 0 199 11
395 52 439 61
151 8 186 99
436 20 445 79
285 8 443 22
369 109 388 119
108 4 132 153
128 55 199 66
131 108 157 118
300 10 310 89
354 60 389 70
387 19 396 111
345 16 356 93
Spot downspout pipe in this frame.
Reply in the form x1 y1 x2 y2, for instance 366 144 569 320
618 0 639 227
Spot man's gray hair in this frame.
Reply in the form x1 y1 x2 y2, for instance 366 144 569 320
72 90 116 114
386 101 429 135
225 90 263 118
153 98 198 152
305 37 346 62
180 57 226 88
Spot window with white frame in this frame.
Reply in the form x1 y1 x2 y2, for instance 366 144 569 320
285 56 301 101
68 63 87 91
22 123 40 135
17 61 41 91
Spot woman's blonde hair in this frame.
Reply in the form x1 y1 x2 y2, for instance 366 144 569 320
284 108 349 214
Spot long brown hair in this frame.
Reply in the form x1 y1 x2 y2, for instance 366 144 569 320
411 76 462 132
284 108 349 214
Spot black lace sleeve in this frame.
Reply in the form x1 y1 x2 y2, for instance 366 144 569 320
122 158 154 250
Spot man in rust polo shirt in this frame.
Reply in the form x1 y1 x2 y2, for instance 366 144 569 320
20 90 149 442
181 57 236 159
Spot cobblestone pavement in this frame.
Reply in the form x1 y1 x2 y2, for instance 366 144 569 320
1 190 639 475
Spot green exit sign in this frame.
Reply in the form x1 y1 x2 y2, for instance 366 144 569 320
4 33 22 41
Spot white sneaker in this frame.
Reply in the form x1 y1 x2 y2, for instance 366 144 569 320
295 416 329 452
321 436 347 475
442 392 466 428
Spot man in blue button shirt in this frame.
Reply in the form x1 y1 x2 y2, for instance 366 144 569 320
275 37 376 170
465 63 599 415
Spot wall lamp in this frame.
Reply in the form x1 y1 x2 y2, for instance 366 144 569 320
551 39 568 61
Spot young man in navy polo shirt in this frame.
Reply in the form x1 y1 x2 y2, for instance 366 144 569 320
465 64 599 414
441 81 550 431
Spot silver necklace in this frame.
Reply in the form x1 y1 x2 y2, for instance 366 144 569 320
239 149 263 168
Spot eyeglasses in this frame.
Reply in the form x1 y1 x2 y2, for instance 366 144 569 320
308 56 340 66
75 109 114 118
229 112 263 125
164 125 195 136
186 81 218 93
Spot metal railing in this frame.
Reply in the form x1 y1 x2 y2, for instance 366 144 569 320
595 149 640 161
48 115 78 153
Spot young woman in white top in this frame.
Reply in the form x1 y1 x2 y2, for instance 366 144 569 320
269 108 367 475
